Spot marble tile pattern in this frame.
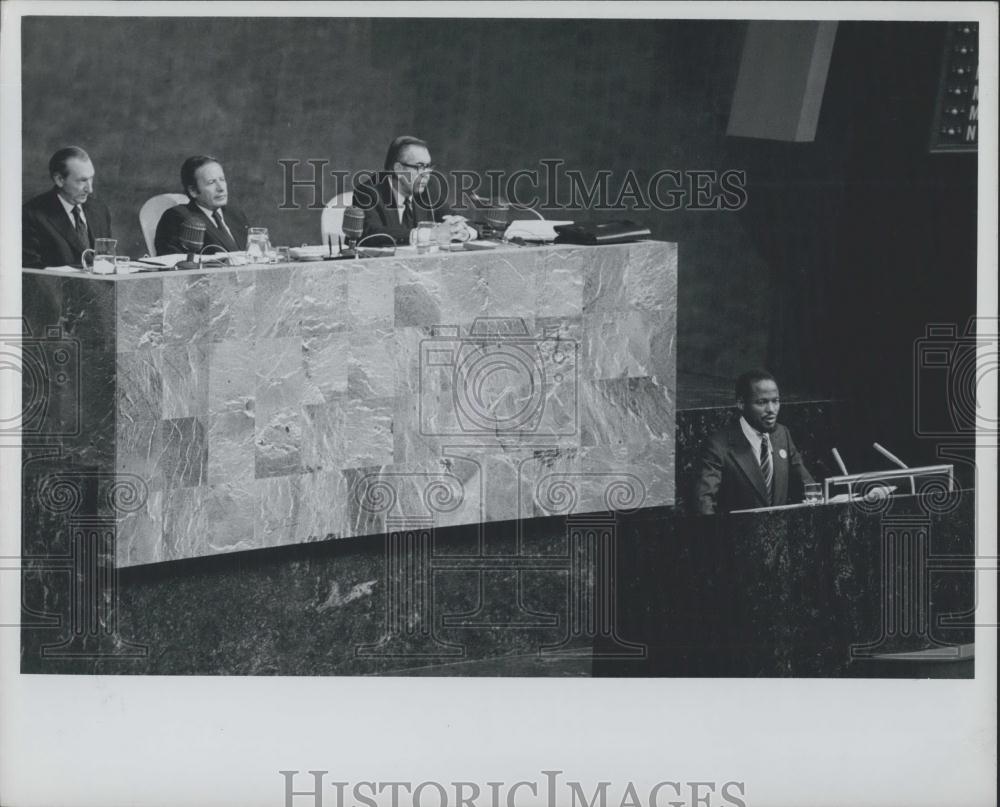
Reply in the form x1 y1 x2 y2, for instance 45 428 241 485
18 487 974 677
23 242 677 567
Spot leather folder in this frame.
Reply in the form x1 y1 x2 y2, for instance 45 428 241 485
553 220 651 245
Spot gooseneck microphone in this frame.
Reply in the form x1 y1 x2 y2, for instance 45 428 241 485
873 442 909 469
831 448 849 476
176 218 207 270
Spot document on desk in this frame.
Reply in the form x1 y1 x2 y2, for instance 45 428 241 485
148 253 193 268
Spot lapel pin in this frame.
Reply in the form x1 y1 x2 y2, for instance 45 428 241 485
779 448 788 459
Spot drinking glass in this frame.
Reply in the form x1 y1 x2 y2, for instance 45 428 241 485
273 245 291 264
412 221 435 254
114 256 134 275
804 483 823 504
433 223 452 251
246 227 270 264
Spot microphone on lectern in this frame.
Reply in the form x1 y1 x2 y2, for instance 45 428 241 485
485 202 510 238
343 207 365 248
176 218 206 270
831 448 849 476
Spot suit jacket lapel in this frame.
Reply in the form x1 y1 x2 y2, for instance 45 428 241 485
771 427 789 504
728 427 770 504
379 176 403 227
378 175 435 227
82 197 105 243
413 194 436 224
187 200 237 252
215 207 239 252
46 189 88 253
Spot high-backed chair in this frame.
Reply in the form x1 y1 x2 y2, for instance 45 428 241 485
139 193 188 256
320 190 354 247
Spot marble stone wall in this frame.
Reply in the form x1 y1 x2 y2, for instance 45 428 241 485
23 241 677 567
19 486 973 677
604 492 975 678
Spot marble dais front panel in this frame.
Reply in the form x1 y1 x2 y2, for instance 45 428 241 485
23 242 677 566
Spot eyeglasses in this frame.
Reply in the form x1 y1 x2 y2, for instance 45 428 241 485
396 161 435 173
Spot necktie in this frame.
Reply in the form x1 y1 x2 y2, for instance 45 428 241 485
72 205 90 247
213 209 235 249
402 197 415 229
760 434 773 500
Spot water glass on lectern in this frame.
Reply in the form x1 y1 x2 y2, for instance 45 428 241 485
412 222 435 254
82 238 117 274
246 227 270 264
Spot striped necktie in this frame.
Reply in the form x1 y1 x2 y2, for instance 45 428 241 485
212 209 235 247
72 205 90 247
760 434 773 500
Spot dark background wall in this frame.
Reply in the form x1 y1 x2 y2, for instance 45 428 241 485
727 21 978 469
20 17 765 378
22 16 978 466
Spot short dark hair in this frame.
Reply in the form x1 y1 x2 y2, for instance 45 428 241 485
180 155 221 197
735 369 778 403
383 136 429 171
49 147 90 180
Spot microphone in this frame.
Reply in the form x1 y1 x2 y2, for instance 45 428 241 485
831 448 849 476
873 442 909 469
176 218 206 270
342 206 365 250
469 193 510 240
486 201 510 240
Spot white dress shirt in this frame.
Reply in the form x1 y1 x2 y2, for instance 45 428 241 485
739 416 769 459
389 179 477 240
388 181 408 224
197 203 237 244
57 193 86 229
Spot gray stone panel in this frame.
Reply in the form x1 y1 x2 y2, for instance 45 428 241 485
23 243 677 567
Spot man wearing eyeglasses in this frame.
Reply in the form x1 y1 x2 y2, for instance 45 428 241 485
351 136 476 246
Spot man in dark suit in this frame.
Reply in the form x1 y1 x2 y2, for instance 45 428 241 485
22 146 113 268
352 136 476 246
154 155 250 256
695 370 815 515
